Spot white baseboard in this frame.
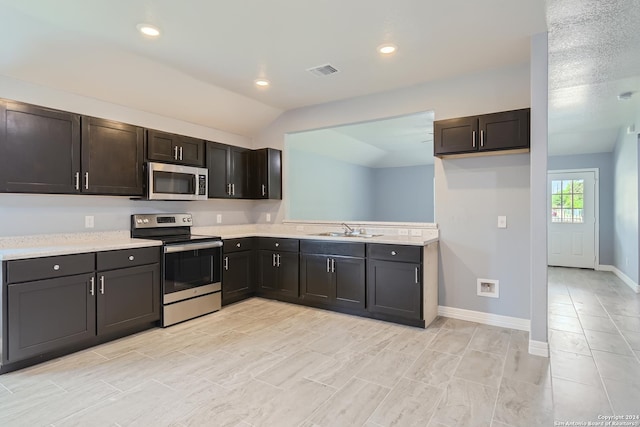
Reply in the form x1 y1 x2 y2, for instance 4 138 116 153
437 306 530 331
597 265 640 293
528 339 550 357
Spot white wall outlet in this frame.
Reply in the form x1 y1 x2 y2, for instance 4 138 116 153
410 229 422 236
398 229 409 236
84 215 94 228
497 216 507 228
266 213 271 222
296 225 304 231
216 214 222 224
477 279 499 298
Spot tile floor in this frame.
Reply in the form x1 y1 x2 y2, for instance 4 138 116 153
0 267 636 426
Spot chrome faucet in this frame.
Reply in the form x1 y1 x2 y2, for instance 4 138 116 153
341 223 355 234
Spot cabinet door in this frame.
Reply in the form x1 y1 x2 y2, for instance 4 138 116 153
222 251 254 305
81 117 144 195
146 129 178 163
206 141 230 198
7 273 96 362
277 252 299 298
250 148 282 199
367 260 421 320
0 100 81 194
178 136 205 167
258 250 279 292
96 264 160 336
478 109 530 151
434 116 478 156
229 146 249 198
334 256 365 310
300 254 333 303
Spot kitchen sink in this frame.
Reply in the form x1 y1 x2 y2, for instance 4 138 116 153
311 232 382 238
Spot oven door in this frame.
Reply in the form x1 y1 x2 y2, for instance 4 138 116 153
163 240 222 304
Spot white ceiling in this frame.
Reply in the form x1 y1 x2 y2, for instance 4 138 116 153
547 0 640 155
0 0 546 137
288 111 434 168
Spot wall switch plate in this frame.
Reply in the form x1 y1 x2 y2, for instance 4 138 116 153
266 213 271 222
497 216 507 228
477 279 499 298
410 229 422 236
216 214 222 224
398 229 409 236
84 215 94 228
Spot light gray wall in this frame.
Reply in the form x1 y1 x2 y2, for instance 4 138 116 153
372 165 434 222
613 127 639 284
254 63 534 320
288 148 375 221
548 152 614 265
0 75 257 236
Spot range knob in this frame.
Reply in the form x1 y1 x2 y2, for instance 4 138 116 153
143 218 149 224
187 217 192 222
136 219 142 224
183 218 188 223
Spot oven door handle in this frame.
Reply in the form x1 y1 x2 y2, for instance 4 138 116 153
164 240 223 253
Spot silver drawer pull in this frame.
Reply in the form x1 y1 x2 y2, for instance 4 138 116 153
90 276 95 296
391 251 397 256
100 276 105 294
275 242 280 247
236 243 241 248
129 255 135 261
53 264 60 271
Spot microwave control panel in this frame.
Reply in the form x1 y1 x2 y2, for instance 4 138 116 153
198 174 207 196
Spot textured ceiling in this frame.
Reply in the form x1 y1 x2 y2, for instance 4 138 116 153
0 0 545 137
547 0 640 155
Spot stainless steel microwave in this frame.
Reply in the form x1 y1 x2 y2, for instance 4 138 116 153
146 162 208 201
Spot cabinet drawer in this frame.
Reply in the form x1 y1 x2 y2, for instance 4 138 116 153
367 244 422 263
258 237 299 252
224 238 255 253
97 246 160 271
300 240 365 257
6 253 95 284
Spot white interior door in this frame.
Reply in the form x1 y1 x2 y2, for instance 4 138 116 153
548 170 597 269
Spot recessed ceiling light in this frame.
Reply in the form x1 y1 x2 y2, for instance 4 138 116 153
378 44 397 55
136 24 160 37
254 79 270 87
618 91 634 101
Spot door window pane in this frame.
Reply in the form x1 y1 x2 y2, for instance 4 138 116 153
550 179 584 223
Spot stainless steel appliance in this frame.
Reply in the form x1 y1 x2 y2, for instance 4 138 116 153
131 213 222 326
146 162 208 201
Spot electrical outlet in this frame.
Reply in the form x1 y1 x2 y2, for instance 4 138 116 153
497 216 507 228
216 214 222 224
410 229 422 236
84 215 94 228
398 229 409 236
266 213 271 222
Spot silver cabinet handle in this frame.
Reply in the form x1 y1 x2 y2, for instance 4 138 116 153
480 130 485 147
128 255 135 261
327 258 330 273
472 130 476 148
272 253 276 267
227 183 232 195
277 254 281 267
99 276 105 294
53 264 60 271
262 184 266 196
331 259 335 273
90 276 95 296
275 242 280 247
231 183 235 195
224 256 229 271
74 172 80 190
84 172 89 190
179 146 183 161
391 251 397 256
415 267 419 284
174 146 179 160
236 243 241 248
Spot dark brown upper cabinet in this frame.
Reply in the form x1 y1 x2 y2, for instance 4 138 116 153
206 141 249 198
434 108 530 157
250 148 282 199
0 99 81 194
81 117 144 196
146 129 205 167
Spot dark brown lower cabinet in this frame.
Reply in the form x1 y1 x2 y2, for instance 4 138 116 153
257 250 299 299
367 259 422 320
300 254 365 310
96 264 160 336
222 250 255 305
7 273 96 362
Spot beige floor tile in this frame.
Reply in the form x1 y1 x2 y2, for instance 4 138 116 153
601 377 640 415
303 378 390 427
592 350 640 384
584 329 634 355
369 377 443 427
306 330 365 355
198 348 285 388
621 330 640 351
549 302 578 317
304 350 373 389
578 313 618 333
574 301 609 318
549 314 583 333
442 318 479 333
493 378 553 427
508 330 529 352
404 349 460 387
431 377 498 427
552 377 613 421
345 328 400 356
469 325 511 355
550 349 601 386
548 329 591 356
610 315 640 333
425 316 448 331
429 329 473 355
256 349 332 388
355 349 417 388
453 349 504 388
502 348 550 386
385 328 437 357
549 294 573 305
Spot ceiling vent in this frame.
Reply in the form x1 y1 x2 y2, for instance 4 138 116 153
307 64 339 77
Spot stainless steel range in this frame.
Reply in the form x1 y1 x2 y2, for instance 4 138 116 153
131 213 222 326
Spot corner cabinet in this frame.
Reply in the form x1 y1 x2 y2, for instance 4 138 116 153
434 108 530 157
206 141 250 198
146 129 205 167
